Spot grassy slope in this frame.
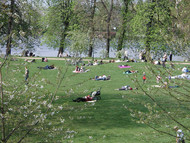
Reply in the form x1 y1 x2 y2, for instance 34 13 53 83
2 58 190 143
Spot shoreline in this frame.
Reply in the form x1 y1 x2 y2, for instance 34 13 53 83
15 57 190 65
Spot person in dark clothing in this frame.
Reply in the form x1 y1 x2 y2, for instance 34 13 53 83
25 66 29 81
37 65 55 69
73 95 92 102
169 51 173 61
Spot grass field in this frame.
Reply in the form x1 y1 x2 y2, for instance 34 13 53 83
1 57 190 143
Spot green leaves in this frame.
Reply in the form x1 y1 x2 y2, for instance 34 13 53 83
66 30 89 57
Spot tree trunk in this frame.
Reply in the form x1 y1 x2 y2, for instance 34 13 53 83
117 0 130 51
6 0 15 56
145 0 155 61
57 1 71 57
88 0 96 57
88 43 93 57
101 0 113 58
106 21 110 58
117 29 125 51
0 68 5 142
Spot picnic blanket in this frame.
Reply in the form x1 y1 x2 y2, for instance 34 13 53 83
73 69 90 73
118 65 131 68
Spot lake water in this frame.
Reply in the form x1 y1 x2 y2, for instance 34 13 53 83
0 44 186 61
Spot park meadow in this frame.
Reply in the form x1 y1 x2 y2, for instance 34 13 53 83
1 57 189 143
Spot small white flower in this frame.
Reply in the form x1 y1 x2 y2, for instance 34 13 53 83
43 101 47 105
47 104 52 108
29 99 32 105
9 95 14 100
60 118 65 123
51 112 55 116
58 105 63 110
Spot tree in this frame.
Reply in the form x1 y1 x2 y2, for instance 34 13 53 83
131 0 179 60
100 0 114 58
0 0 41 56
88 0 97 57
41 0 76 57
116 0 132 51
73 0 97 58
66 30 89 57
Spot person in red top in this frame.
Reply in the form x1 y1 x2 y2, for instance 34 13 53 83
85 95 93 101
143 72 146 83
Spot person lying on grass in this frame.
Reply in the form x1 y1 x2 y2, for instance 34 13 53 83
123 70 138 74
151 82 179 88
91 75 111 80
115 85 138 90
119 64 129 67
73 95 97 102
25 59 36 63
37 64 55 70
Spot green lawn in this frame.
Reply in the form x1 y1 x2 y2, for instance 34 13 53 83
1 57 190 143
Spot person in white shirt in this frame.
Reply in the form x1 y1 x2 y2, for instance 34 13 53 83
123 50 128 60
163 52 167 62
182 67 189 73
174 126 185 143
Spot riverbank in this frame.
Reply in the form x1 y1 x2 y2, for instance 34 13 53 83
17 57 190 65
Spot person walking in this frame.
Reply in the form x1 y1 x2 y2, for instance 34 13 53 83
174 126 185 143
143 72 146 83
25 66 29 84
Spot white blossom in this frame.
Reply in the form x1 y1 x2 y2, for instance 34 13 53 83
58 105 63 110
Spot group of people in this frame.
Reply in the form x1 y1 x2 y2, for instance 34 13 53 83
73 65 87 73
162 52 173 62
22 50 35 57
42 57 48 62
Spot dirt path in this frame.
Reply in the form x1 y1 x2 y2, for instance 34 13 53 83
17 57 190 65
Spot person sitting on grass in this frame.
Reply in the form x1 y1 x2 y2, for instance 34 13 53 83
87 61 93 66
100 59 104 65
73 65 89 73
156 74 161 83
182 66 189 73
93 60 99 65
75 66 80 72
80 65 85 72
44 57 48 62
